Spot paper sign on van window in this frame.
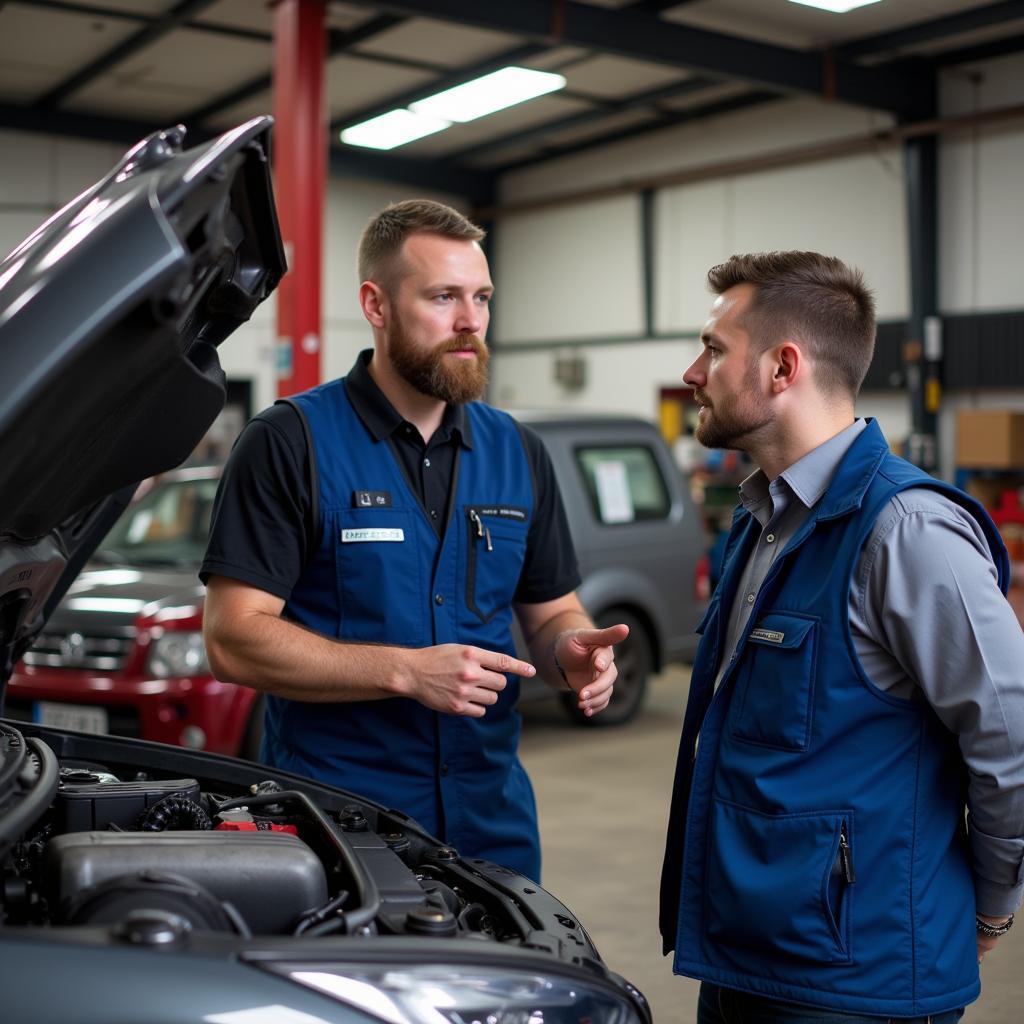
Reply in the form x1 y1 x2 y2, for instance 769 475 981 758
593 460 635 524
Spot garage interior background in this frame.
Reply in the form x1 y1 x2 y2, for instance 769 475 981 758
3 4 1024 1020
1 1 1023 482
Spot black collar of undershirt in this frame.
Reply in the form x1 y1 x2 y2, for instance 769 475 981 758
345 349 473 449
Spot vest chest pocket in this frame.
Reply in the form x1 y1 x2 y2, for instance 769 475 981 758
335 508 427 644
730 612 818 751
463 506 529 624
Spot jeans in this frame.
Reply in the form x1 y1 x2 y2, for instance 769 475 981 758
697 983 966 1024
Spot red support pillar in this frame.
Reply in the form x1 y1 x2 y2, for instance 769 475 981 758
273 0 326 397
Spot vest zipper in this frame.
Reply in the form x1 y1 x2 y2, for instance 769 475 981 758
839 823 856 883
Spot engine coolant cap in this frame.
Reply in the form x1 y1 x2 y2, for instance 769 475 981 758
405 906 457 937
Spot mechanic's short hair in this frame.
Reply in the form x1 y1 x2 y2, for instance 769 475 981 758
358 199 485 293
707 251 876 399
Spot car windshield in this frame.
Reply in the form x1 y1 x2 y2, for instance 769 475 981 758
92 475 218 567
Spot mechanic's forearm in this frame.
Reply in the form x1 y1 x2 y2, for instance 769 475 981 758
524 608 593 688
205 609 413 703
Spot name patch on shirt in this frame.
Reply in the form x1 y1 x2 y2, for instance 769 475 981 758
750 627 785 644
341 528 405 543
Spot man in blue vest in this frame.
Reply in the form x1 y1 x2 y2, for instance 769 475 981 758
660 251 1024 1022
200 200 626 882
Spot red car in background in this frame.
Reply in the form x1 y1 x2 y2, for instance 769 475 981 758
4 466 262 757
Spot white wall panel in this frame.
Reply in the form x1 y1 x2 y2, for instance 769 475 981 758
940 127 1024 313
654 151 908 332
0 212 50 261
54 137 121 203
492 338 698 420
494 196 644 343
654 180 732 335
500 98 894 205
0 129 54 204
939 53 1024 314
730 154 908 320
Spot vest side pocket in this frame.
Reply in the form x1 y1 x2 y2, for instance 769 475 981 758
730 611 818 751
705 799 854 966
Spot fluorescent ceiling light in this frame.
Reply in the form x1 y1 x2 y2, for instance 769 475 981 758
410 67 566 123
787 0 882 11
340 109 451 150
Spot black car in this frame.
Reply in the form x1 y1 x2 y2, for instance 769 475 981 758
0 118 650 1024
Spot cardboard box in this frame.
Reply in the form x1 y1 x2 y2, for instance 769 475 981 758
956 410 1024 469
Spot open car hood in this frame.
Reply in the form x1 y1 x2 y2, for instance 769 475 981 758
0 117 285 699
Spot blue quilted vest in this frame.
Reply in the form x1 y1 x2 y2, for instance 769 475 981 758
261 377 541 878
660 419 1009 1017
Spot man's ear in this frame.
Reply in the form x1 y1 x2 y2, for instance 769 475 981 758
359 281 387 329
769 340 801 394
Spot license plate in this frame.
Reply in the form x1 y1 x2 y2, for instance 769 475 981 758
33 701 109 734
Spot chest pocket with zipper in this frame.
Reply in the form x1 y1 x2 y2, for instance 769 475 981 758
462 505 529 624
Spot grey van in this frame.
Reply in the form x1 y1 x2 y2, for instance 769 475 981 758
518 411 706 725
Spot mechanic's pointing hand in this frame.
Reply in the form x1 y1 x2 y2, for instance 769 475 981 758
410 644 536 718
554 624 630 718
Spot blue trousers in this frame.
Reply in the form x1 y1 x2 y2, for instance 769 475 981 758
697 983 965 1024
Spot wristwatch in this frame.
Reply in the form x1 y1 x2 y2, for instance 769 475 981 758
976 913 1014 938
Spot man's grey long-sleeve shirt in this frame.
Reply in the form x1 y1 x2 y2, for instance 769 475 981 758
715 419 1024 916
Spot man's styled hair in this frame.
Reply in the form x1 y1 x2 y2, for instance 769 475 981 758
358 199 485 292
707 251 876 398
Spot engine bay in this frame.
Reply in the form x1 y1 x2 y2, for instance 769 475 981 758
0 720 599 957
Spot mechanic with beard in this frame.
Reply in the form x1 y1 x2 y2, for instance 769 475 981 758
659 252 1024 1022
200 200 626 881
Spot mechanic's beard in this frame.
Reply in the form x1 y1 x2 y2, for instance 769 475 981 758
388 322 490 405
693 378 772 451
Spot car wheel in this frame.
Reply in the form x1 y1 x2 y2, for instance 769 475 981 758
240 694 265 762
560 609 652 727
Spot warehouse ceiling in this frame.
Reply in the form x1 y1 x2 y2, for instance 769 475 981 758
2 0 1024 201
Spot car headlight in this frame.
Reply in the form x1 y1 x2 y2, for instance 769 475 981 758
147 630 210 678
275 964 643 1024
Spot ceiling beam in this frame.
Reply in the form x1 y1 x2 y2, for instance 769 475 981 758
934 30 1024 66
366 0 934 118
12 0 270 41
179 13 405 128
34 0 222 109
840 0 1024 59
625 0 700 12
0 102 175 147
446 75 719 162
0 100 490 202
330 147 496 205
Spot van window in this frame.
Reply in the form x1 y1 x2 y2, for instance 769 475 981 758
575 446 670 524
93 476 219 567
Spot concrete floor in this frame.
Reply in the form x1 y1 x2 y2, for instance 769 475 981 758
519 667 1024 1023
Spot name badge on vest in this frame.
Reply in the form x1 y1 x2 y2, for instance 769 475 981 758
341 528 405 543
352 490 392 508
750 626 785 644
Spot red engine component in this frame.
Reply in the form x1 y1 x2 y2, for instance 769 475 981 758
214 820 298 835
